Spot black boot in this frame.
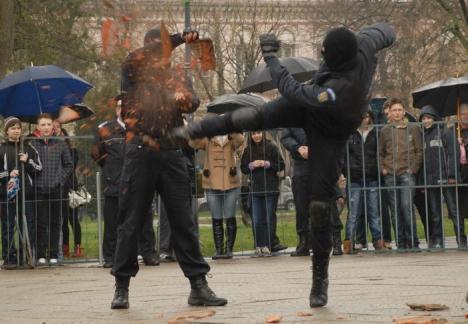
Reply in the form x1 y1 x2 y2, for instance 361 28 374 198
188 275 228 306
224 218 237 259
111 276 130 309
212 219 226 260
290 233 309 256
309 256 329 308
332 231 343 256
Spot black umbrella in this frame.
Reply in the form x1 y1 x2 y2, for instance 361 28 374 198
239 57 319 94
207 93 266 115
412 75 468 117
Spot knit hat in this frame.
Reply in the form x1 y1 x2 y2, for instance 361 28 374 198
3 117 21 134
322 27 358 70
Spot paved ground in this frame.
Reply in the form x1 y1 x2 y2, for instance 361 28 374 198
1 250 468 324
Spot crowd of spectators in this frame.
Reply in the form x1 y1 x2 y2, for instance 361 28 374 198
1 99 468 269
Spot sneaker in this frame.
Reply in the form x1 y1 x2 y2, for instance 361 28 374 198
270 243 287 252
49 258 59 266
159 253 175 263
251 247 262 258
2 260 17 270
384 241 392 250
261 246 271 257
37 258 47 265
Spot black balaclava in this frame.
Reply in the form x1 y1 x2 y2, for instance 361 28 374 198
322 27 358 70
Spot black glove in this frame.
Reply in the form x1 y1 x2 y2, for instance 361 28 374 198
259 33 280 58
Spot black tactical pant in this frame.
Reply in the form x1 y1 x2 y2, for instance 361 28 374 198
112 138 209 278
193 96 348 258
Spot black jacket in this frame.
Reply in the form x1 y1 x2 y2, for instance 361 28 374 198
418 125 460 185
266 23 396 140
344 127 379 183
280 128 309 176
91 118 126 197
241 137 285 196
0 140 42 199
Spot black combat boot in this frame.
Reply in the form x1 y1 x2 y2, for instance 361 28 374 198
212 219 226 259
290 233 309 256
309 256 330 308
188 275 228 306
224 217 237 259
332 231 343 256
111 276 130 309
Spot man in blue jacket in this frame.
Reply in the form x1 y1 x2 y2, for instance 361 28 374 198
174 22 396 307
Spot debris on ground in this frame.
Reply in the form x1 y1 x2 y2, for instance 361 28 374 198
296 311 313 317
406 304 449 311
167 309 216 323
265 315 282 323
393 315 448 324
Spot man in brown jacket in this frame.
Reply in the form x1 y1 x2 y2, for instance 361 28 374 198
380 98 423 249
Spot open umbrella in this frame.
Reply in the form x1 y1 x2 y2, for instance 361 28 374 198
207 93 266 115
239 57 319 94
0 65 93 120
412 75 468 117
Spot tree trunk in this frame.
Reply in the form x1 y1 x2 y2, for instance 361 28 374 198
0 0 14 78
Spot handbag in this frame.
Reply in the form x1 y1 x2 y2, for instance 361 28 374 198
69 185 92 208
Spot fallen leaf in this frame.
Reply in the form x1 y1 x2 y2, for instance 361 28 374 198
265 315 282 323
465 314 468 319
336 315 347 320
296 311 313 317
407 304 449 311
167 310 216 323
393 315 448 324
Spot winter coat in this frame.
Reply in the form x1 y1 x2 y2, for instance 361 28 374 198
265 22 396 140
418 124 460 185
189 133 244 191
120 34 199 140
91 118 126 197
280 128 309 176
0 140 42 199
344 126 379 182
241 137 285 196
379 123 423 176
30 134 73 193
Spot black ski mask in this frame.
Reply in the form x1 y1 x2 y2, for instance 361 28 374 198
321 27 358 71
144 27 161 46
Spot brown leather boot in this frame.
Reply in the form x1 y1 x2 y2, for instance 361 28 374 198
343 240 353 254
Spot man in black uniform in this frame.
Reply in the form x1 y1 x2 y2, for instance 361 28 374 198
280 128 311 256
175 22 396 307
110 26 227 309
91 103 159 268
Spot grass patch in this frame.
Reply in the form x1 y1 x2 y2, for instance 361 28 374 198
2 209 466 260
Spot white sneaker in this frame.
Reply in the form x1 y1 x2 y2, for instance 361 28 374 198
251 247 262 258
49 258 59 266
261 246 271 257
37 258 47 265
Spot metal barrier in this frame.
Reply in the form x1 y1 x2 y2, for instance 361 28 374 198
1 122 467 268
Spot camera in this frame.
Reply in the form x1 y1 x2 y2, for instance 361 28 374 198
203 169 210 177
229 167 237 177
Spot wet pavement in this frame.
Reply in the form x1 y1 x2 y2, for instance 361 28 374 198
1 250 468 323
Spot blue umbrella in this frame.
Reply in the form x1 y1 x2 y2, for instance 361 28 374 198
0 65 92 119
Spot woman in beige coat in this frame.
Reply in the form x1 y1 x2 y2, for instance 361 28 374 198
190 132 244 259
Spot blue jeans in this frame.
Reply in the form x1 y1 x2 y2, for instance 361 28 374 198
384 173 419 247
345 181 381 243
251 194 278 248
206 188 240 220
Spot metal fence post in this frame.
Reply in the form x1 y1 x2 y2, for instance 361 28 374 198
96 171 103 265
